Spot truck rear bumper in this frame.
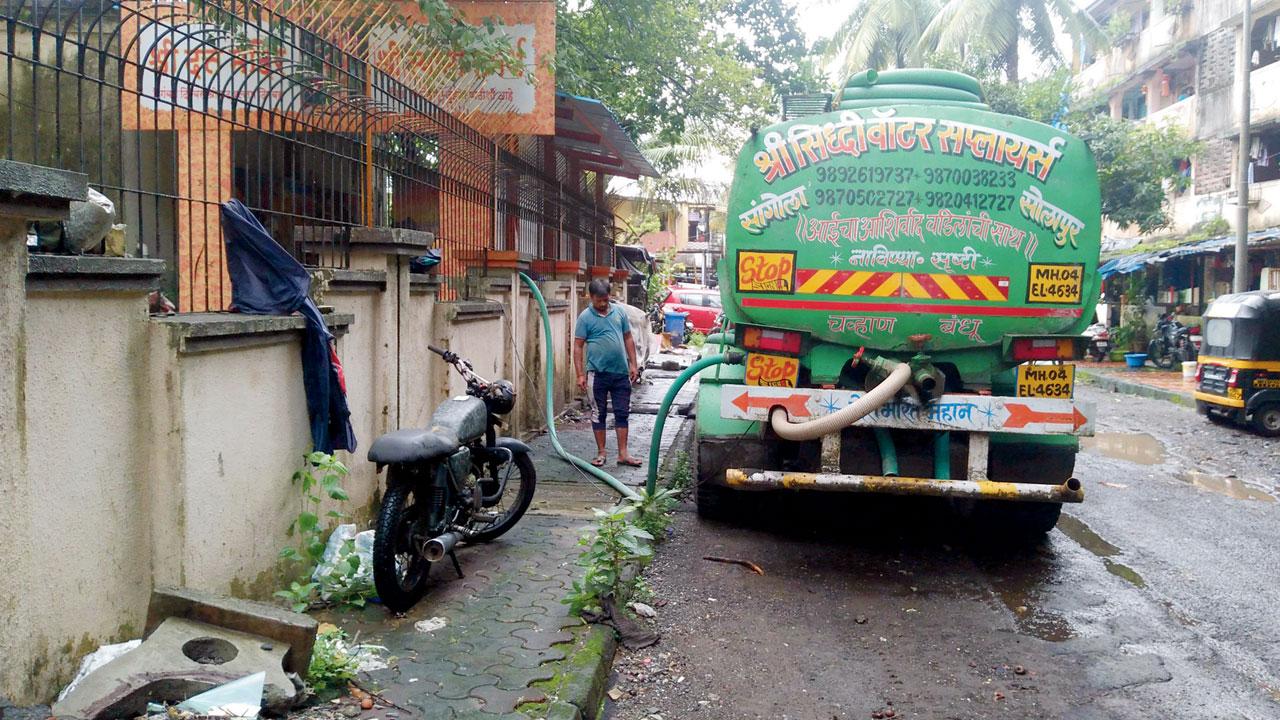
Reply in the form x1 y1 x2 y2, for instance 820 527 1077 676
725 468 1084 503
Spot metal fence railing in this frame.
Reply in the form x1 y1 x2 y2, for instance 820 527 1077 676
2 0 616 310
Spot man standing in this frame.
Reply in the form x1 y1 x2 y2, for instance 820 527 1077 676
574 279 641 467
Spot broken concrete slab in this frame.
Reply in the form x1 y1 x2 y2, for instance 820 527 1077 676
52 617 297 719
146 587 316 676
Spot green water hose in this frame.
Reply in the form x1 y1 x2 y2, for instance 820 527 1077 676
934 431 951 480
645 351 744 495
873 428 899 477
518 272 640 501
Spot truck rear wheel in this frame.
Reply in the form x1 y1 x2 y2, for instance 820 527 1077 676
973 444 1075 539
694 477 737 519
695 437 767 521
973 501 1062 538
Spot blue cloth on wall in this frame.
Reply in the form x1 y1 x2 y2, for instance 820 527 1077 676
220 200 357 453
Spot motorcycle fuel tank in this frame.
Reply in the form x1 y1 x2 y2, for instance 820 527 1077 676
431 396 488 443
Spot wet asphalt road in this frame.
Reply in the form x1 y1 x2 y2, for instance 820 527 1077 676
605 384 1280 720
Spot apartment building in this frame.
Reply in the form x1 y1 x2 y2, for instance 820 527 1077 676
1079 0 1280 301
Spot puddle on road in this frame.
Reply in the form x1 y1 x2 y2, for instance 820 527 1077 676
1103 559 1147 588
1178 471 1277 503
1056 514 1121 557
1079 432 1166 465
991 580 1075 642
1058 513 1146 588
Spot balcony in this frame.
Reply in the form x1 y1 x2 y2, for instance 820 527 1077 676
1145 94 1196 129
1076 12 1186 95
1250 60 1280 126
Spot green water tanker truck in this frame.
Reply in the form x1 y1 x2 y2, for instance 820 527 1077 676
695 69 1099 535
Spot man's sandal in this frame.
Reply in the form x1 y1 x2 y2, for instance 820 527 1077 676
591 455 607 467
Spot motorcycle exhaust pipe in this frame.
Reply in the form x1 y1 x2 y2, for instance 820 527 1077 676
424 531 464 562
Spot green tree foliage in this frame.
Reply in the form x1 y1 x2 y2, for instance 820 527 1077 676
556 0 819 145
729 0 826 96
920 0 1103 82
826 0 1102 83
1065 113 1200 234
823 0 941 79
408 0 528 76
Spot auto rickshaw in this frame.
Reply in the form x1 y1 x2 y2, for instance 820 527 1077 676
1194 290 1280 436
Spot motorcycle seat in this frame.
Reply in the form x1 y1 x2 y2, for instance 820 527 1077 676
367 426 459 464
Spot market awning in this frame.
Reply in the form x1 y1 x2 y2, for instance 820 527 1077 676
555 93 658 180
1098 228 1280 278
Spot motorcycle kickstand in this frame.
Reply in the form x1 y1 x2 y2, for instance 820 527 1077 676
448 549 464 579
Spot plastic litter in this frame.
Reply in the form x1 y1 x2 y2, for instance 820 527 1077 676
312 524 375 600
63 187 116 253
628 602 657 619
175 671 265 718
57 639 142 701
414 617 447 633
351 644 390 673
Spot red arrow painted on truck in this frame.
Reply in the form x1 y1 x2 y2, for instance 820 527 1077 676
731 391 812 418
1003 404 1087 430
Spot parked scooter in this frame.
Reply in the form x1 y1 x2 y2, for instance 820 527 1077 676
1147 312 1198 369
367 346 536 612
1082 322 1111 362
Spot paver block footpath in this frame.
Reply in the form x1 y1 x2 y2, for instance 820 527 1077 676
1076 366 1195 407
147 586 317 676
309 370 696 720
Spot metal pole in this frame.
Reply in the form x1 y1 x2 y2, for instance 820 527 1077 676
1236 0 1253 293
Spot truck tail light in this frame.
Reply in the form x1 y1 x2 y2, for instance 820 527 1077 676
1195 364 1204 383
740 325 804 355
1227 368 1239 388
1011 337 1076 362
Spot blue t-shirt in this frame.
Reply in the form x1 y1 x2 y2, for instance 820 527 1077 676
575 302 632 375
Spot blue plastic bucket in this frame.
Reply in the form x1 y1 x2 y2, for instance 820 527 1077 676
663 311 688 336
1123 353 1148 369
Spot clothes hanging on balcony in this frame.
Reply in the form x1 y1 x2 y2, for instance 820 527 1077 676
220 200 357 454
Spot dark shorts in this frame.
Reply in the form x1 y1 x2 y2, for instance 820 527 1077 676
588 371 631 430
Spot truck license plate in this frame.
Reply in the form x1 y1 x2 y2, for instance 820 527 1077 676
745 352 800 388
1017 363 1075 399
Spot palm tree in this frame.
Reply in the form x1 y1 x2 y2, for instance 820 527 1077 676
823 0 942 79
919 0 1103 83
825 0 1103 84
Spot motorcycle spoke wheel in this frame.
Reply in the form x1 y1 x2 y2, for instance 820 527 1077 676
469 453 537 543
373 481 435 612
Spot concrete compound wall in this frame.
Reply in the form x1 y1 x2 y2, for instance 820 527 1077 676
0 248 590 703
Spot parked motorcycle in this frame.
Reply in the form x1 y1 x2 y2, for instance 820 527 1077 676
1147 312 1198 369
1082 322 1111 362
367 346 536 612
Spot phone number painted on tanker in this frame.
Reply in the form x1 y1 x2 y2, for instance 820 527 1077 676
812 188 1016 212
814 166 1018 189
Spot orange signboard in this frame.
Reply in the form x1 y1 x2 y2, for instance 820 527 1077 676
737 250 796 293
120 0 554 136
745 352 801 388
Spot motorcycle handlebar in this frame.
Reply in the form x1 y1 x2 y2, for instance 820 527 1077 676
428 345 490 387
